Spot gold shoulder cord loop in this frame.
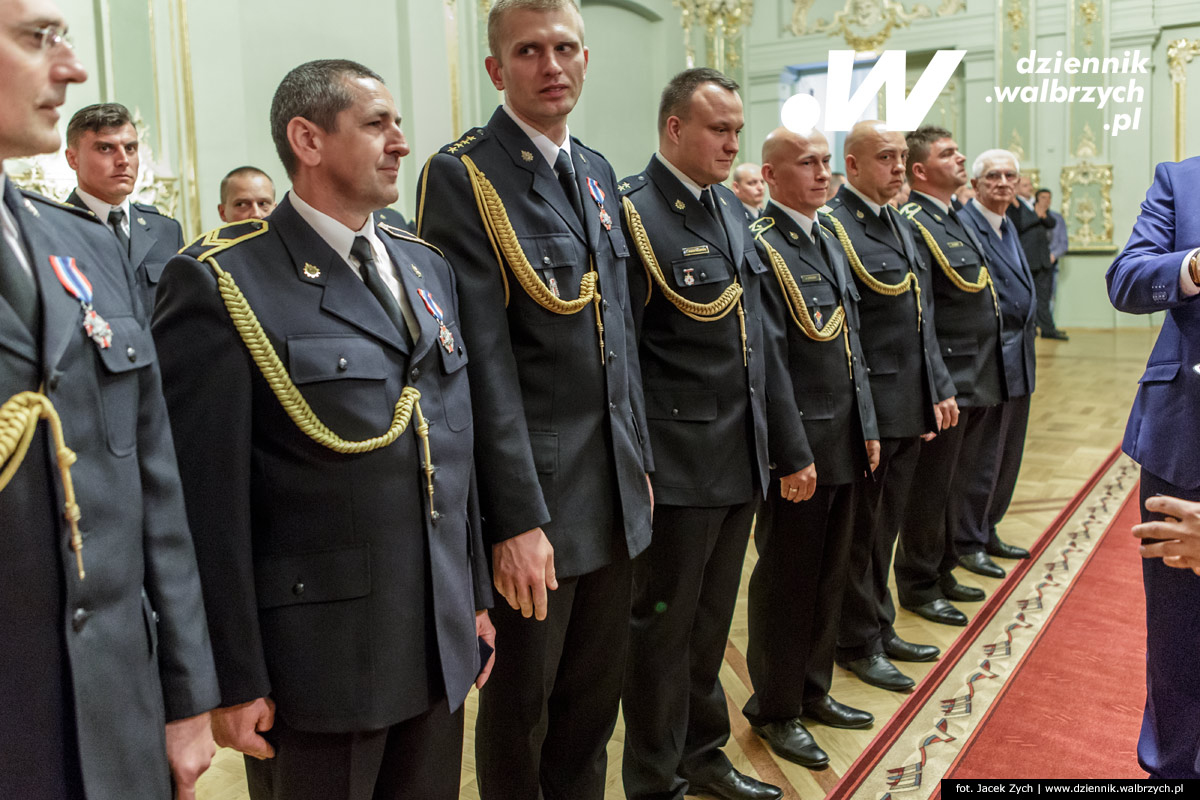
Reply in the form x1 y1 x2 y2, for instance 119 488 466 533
622 195 748 365
909 218 1000 318
459 154 605 363
206 258 437 521
759 237 853 378
0 391 85 579
820 213 922 331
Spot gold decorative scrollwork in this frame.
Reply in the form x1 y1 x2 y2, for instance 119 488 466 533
675 0 753 72
790 0 932 51
1060 160 1115 252
1074 123 1098 161
1077 1 1099 48
1168 38 1200 162
1005 0 1026 54
1007 129 1027 164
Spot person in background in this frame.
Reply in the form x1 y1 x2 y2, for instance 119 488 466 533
1008 175 1065 340
827 170 846 202
731 161 765 221
1040 187 1067 316
217 165 275 222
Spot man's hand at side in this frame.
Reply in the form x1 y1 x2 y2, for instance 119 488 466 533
165 711 215 799
493 528 558 621
780 463 818 503
211 698 276 760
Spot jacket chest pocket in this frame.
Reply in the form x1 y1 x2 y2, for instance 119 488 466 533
799 281 838 315
945 246 983 277
95 315 156 457
670 254 730 288
287 334 393 438
437 321 472 432
855 242 908 281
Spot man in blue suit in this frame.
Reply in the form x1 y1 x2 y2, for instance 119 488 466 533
956 149 1037 580
1108 156 1200 779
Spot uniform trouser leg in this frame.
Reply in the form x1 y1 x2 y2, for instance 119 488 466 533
896 417 968 606
837 437 922 661
744 481 857 725
1137 469 1200 779
951 403 1006 554
1033 268 1058 333
986 394 1031 536
244 697 464 800
476 560 631 800
622 498 760 800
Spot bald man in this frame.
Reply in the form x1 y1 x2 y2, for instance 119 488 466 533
731 162 765 221
825 121 955 693
742 127 880 767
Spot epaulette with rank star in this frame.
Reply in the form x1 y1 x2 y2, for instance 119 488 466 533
182 219 269 259
748 215 776 238
618 173 648 197
17 188 103 224
377 220 445 258
441 127 487 155
132 201 169 217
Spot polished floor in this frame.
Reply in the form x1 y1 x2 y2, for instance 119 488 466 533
194 326 1160 800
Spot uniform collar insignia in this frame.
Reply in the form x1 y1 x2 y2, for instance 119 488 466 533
520 150 534 162
674 199 686 210
303 263 320 279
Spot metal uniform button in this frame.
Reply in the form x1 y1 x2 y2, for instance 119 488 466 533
410 367 421 382
48 373 60 391
72 607 88 631
700 272 707 280
671 408 679 417
126 346 137 362
609 402 617 411
749 387 756 396
602 299 609 311
292 582 305 596
542 256 552 265
607 351 617 362
338 357 348 371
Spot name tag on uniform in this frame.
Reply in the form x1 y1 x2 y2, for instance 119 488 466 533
682 245 710 257
800 273 823 283
946 240 964 248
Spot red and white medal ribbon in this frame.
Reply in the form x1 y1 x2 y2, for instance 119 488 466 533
49 255 112 349
417 287 455 354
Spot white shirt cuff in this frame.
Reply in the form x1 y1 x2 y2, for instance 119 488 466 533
1182 249 1200 296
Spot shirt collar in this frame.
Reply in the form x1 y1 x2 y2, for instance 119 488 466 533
773 201 818 242
911 189 949 214
75 186 130 223
654 152 705 200
288 189 381 265
1019 195 1034 211
971 198 1006 237
844 182 882 216
502 104 571 172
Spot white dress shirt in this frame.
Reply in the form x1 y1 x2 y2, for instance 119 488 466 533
0 174 32 279
74 186 131 239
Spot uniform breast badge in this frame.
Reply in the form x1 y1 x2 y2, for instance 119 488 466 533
683 267 696 286
813 308 824 328
586 176 613 231
417 288 455 354
137 217 147 226
410 263 422 278
49 255 112 350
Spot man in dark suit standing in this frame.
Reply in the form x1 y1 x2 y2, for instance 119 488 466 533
956 150 1038 580
825 121 956 693
742 126 880 770
893 126 1005 626
1008 175 1065 340
1108 155 1200 778
64 102 184 317
153 59 493 800
0 1 219 797
416 2 653 798
619 68 808 800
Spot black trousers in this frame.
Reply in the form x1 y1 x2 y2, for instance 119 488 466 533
475 558 632 800
1033 267 1059 333
837 436 922 662
244 697 464 800
952 396 1029 553
744 481 859 724
896 411 970 606
622 498 760 800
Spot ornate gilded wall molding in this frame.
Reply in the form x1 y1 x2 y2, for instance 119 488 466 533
790 0 937 50
1168 38 1200 162
1060 160 1114 251
1004 0 1026 55
1077 1 1099 48
674 0 753 72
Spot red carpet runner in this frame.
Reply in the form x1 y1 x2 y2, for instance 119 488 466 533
944 486 1147 781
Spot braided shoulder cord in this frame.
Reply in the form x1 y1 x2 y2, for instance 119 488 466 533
910 218 1000 317
0 391 85 578
820 213 922 330
760 237 845 341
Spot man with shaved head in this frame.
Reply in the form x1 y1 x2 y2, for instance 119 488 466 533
731 161 765 220
825 120 955 693
741 126 880 768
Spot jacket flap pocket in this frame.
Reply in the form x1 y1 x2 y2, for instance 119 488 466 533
744 248 768 274
645 390 719 422
1139 362 1181 383
529 431 559 474
866 349 899 376
942 337 979 358
256 545 371 610
799 392 835 420
96 316 156 374
670 255 730 287
799 282 838 308
288 335 388 384
608 228 629 258
519 232 578 269
438 322 468 373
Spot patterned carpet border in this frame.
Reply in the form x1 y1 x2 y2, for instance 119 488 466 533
829 446 1137 799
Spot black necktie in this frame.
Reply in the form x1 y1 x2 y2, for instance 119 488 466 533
554 149 585 227
350 236 412 347
700 188 729 253
880 206 902 246
0 214 39 332
108 207 131 257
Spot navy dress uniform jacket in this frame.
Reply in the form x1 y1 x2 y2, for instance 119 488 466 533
824 187 953 437
0 183 218 798
415 107 653 578
620 158 806 504
66 190 184 318
901 193 1004 409
753 202 878 485
152 198 489 733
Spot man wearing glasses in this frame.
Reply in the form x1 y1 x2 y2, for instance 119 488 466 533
0 1 219 798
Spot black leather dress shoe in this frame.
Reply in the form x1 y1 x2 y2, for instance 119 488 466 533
959 551 1006 579
986 536 1031 560
803 695 874 729
904 598 968 626
840 653 915 692
751 718 829 768
686 767 783 800
943 582 986 602
883 635 940 662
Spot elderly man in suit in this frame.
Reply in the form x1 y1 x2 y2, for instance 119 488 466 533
416 1 653 797
64 102 184 317
0 1 219 797
153 59 493 800
893 126 1006 626
956 149 1038 581
1108 155 1200 778
824 120 955 694
741 125 880 770
618 68 808 800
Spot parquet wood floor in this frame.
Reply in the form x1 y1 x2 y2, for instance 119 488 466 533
196 327 1158 800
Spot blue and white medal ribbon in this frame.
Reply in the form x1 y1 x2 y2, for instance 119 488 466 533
49 255 112 349
417 288 455 354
